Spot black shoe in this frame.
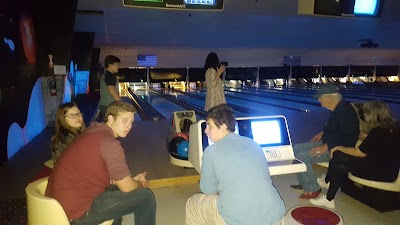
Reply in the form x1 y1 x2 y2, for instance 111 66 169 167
290 184 303 190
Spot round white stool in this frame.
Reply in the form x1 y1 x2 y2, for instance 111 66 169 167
284 205 344 225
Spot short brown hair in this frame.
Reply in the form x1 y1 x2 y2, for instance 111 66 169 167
206 104 236 132
104 101 136 122
104 55 121 68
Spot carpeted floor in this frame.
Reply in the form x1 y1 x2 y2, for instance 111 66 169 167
0 197 27 225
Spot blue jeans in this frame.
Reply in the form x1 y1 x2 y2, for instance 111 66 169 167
70 185 156 225
294 141 330 192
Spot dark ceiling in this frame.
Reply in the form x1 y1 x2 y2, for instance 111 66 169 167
73 0 400 49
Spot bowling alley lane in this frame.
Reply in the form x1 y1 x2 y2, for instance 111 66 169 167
131 87 330 144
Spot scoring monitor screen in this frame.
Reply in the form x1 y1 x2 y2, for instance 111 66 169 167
185 0 215 5
123 0 224 10
203 117 291 149
250 120 282 146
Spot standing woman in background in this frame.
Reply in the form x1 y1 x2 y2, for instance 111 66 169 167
50 102 86 162
204 52 226 111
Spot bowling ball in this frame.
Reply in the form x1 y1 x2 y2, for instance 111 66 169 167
170 136 186 159
175 132 189 140
177 140 189 158
180 119 193 134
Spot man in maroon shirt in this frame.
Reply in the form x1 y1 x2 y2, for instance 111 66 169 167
46 101 156 225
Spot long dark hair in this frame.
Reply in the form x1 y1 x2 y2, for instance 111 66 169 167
50 102 85 154
363 101 398 128
204 52 220 71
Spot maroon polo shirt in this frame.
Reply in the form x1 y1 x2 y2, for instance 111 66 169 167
45 122 131 220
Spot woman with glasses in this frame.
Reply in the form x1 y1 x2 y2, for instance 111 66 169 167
310 100 400 208
50 102 86 162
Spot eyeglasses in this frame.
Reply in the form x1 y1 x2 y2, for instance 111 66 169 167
65 113 84 119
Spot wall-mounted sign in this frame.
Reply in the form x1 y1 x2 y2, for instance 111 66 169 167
123 0 224 11
283 56 301 66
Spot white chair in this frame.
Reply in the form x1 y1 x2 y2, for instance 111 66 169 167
315 162 329 168
43 159 54 169
348 170 400 192
26 177 114 225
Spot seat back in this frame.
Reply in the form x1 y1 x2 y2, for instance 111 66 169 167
394 170 400 185
26 177 70 225
43 159 54 169
26 177 115 225
348 170 400 192
351 102 370 148
350 102 371 135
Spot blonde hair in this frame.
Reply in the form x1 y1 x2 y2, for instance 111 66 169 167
104 101 136 122
363 100 397 128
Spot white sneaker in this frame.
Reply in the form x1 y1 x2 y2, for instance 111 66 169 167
317 174 330 189
310 194 335 209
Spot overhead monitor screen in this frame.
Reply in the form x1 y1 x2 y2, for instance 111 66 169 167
314 0 383 17
354 0 379 15
185 0 215 5
123 0 224 10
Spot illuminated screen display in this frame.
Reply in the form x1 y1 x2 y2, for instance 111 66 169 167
185 0 215 5
354 0 379 15
123 0 223 10
205 117 290 148
251 121 282 145
314 0 382 17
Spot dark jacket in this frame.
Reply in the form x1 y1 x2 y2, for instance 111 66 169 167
51 133 76 162
322 100 360 151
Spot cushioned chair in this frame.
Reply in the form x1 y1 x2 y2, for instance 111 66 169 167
26 177 114 225
344 170 400 212
315 162 329 168
348 170 400 192
43 159 54 169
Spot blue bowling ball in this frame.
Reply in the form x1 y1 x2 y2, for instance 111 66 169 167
177 140 189 158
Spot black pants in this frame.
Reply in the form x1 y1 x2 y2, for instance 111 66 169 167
325 151 352 201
